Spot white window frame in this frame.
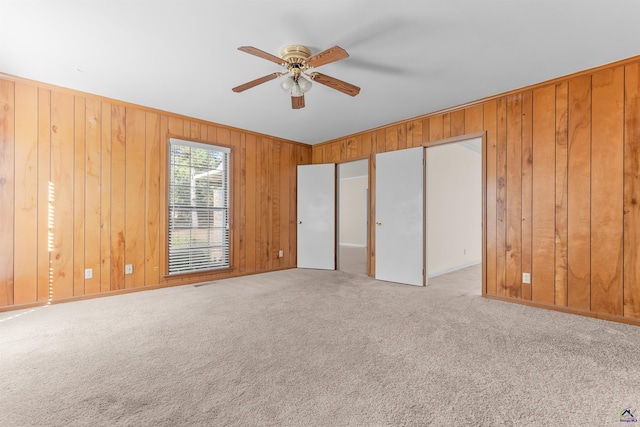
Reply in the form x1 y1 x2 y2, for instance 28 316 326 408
168 138 231 275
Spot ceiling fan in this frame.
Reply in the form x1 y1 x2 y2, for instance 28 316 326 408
232 45 361 109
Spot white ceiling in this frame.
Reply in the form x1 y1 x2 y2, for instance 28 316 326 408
2 1 640 145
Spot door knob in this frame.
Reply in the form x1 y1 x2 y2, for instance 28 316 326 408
376 222 382 226
298 221 302 224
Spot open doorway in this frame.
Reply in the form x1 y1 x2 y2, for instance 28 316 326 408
337 159 369 276
426 137 482 294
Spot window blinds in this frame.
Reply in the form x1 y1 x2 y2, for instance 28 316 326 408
168 138 230 274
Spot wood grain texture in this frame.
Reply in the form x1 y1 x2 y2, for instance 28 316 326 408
465 105 483 134
385 127 398 152
484 100 498 295
110 104 126 290
567 75 591 311
0 80 15 306
531 85 556 305
73 97 86 297
125 108 146 288
450 109 465 137
496 98 508 296
84 98 102 295
521 91 533 300
51 90 75 299
505 94 522 299
144 112 161 287
231 131 242 270
590 67 624 316
429 115 443 142
13 83 38 304
624 62 640 319
100 102 112 293
244 134 257 273
37 88 51 301
443 113 451 139
554 82 569 307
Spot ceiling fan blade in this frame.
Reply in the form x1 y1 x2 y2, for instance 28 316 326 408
238 46 284 65
232 73 281 93
309 72 360 97
306 46 349 68
291 95 305 109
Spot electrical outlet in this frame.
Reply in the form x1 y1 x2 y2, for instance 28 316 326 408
522 272 531 284
279 249 284 258
125 264 133 275
84 268 93 279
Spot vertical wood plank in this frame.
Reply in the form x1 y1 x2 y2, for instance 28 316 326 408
496 98 508 296
521 91 533 300
279 142 290 268
624 62 640 319
13 83 38 304
158 115 168 279
567 75 591 311
422 118 430 143
239 134 247 272
260 139 271 270
50 91 75 299
443 113 451 138
312 145 324 164
591 66 624 316
231 131 242 271
0 80 15 306
73 97 86 296
429 115 443 142
409 120 423 148
168 117 184 137
484 100 498 295
396 124 406 150
110 104 126 290
125 107 146 288
359 133 372 157
84 98 102 294
271 141 281 268
450 110 465 137
100 102 112 293
555 81 569 306
37 88 51 301
531 85 556 304
331 141 341 162
245 134 257 273
465 105 484 134
505 94 522 298
144 112 161 286
385 127 398 152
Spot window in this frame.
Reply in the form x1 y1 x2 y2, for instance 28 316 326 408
168 138 230 274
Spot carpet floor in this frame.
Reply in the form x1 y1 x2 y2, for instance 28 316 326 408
1 266 639 426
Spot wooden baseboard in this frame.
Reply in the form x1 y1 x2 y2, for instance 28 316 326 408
0 266 296 313
484 294 640 327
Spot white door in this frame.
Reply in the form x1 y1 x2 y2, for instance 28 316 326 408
297 164 335 269
375 147 424 286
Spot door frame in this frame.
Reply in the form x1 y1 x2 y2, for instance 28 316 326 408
422 132 487 295
333 156 373 276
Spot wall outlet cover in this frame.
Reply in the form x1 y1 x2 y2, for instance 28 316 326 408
125 264 133 275
84 268 93 279
279 249 284 258
523 272 531 284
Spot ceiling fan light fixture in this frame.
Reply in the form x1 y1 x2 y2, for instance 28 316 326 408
290 82 304 97
280 75 294 92
298 76 312 93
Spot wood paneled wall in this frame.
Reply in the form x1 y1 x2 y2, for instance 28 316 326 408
0 75 310 309
312 55 640 325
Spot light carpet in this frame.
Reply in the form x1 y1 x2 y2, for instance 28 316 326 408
1 265 640 426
